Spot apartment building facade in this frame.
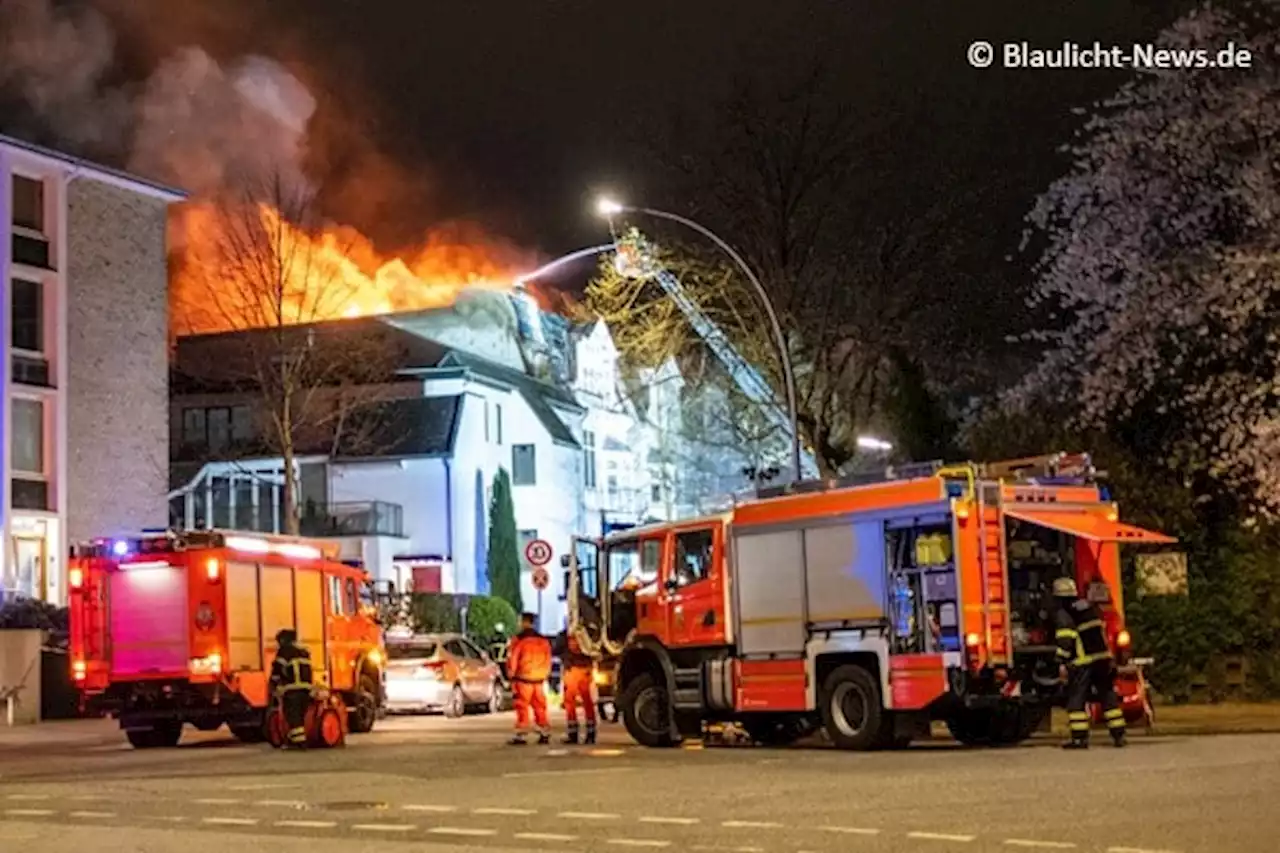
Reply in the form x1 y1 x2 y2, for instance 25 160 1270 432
0 135 184 605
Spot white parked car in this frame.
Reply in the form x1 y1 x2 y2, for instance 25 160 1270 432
384 632 505 717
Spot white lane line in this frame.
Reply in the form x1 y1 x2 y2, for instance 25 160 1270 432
69 795 109 802
145 816 187 823
474 806 537 815
4 809 55 817
722 820 783 829
194 798 241 805
909 831 977 842
275 820 339 829
821 825 881 836
504 767 633 779
641 816 700 825
230 784 300 791
1108 848 1180 853
5 794 50 801
428 827 499 837
352 824 416 833
402 804 458 812
516 832 580 842
69 811 117 819
559 810 620 820
202 817 259 826
1006 842 1077 850
607 841 672 849
255 800 309 809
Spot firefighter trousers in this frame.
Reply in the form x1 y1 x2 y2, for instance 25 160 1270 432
281 689 311 745
513 681 550 736
563 666 596 736
1066 659 1125 743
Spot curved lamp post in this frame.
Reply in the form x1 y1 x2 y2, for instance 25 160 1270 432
595 197 802 485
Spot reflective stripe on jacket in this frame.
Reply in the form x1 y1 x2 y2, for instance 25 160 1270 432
1056 599 1111 666
508 629 553 683
271 646 314 695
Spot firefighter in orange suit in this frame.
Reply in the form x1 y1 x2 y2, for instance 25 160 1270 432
555 629 597 745
507 612 552 745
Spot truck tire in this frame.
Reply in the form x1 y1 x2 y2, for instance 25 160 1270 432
619 672 676 748
946 710 994 746
126 722 183 749
231 722 267 744
819 665 884 751
348 673 379 733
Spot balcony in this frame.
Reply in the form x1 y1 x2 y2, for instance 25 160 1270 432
300 501 405 538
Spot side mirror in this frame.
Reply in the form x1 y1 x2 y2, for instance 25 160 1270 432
560 554 571 568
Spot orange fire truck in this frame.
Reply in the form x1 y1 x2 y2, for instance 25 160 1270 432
68 530 386 749
565 454 1174 750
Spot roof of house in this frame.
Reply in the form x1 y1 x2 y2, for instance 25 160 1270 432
0 132 187 202
440 350 582 448
335 395 462 459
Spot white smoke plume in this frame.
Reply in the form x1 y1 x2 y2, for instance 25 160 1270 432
0 0 317 197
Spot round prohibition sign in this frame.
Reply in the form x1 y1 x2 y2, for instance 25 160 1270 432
531 566 551 591
524 538 553 567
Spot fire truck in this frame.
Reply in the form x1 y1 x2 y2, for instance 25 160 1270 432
68 529 387 749
564 454 1174 750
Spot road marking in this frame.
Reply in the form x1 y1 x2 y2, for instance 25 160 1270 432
69 811 116 819
1006 842 1077 850
69 795 109 802
352 824 416 832
821 826 882 836
402 804 458 812
145 816 187 823
909 831 977 842
195 798 241 805
275 820 338 829
517 832 580 842
1108 848 1180 853
474 806 537 815
722 819 783 829
641 816 700 825
202 817 259 826
559 810 620 820
607 840 672 849
230 784 299 791
256 800 309 809
4 809 55 816
504 767 633 779
5 794 50 801
588 748 625 756
429 827 499 837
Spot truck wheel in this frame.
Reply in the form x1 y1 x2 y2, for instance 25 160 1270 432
231 722 267 744
620 672 676 748
820 665 884 751
946 710 993 746
126 722 182 749
348 673 379 733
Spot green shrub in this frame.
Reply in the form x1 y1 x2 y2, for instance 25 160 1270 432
409 593 461 634
465 595 518 643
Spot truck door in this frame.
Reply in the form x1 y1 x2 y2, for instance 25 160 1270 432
665 525 725 648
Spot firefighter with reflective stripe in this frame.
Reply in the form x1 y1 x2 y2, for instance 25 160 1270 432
269 629 314 748
555 629 597 745
1053 577 1126 749
507 613 552 745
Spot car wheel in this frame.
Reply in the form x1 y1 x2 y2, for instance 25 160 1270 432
445 684 466 718
486 681 502 714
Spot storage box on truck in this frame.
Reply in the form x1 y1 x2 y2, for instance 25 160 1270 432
69 530 387 749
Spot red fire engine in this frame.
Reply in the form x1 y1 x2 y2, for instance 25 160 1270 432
68 530 386 749
565 454 1174 749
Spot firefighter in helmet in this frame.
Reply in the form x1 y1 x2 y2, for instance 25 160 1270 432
269 628 314 748
506 613 553 745
1053 577 1127 749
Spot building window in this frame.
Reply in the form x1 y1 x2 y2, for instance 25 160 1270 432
583 430 596 489
182 405 254 454
651 483 662 502
484 400 490 442
12 175 43 233
11 397 44 475
182 408 206 448
512 444 536 485
495 404 503 444
12 278 42 354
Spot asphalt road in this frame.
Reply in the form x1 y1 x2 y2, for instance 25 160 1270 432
0 711 1276 853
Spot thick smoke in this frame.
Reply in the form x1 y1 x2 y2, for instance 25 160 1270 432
0 0 322 197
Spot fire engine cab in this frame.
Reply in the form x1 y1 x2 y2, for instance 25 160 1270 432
565 453 1174 750
68 529 387 749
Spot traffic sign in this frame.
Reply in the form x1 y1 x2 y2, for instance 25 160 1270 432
531 566 551 591
525 538 553 567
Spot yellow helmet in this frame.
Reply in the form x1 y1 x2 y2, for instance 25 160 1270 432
1052 577 1078 598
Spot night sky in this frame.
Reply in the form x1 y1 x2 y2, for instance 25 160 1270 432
75 0 1192 259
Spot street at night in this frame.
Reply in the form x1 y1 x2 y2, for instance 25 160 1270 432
2 714 1278 853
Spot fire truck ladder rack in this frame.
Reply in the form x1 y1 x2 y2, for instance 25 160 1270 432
975 483 1012 666
755 460 947 499
72 528 341 559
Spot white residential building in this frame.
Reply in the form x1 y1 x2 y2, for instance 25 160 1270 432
0 135 183 606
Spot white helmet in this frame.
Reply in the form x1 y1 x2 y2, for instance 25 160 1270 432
1052 577 1078 598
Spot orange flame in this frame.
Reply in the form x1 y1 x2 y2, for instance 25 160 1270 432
170 201 538 336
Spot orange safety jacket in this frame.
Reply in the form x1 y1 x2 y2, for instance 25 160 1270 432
561 632 593 670
507 629 552 683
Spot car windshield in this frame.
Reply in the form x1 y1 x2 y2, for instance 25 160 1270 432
387 642 438 660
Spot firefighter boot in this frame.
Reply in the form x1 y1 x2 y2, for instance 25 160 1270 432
537 732 552 745
1062 736 1089 750
1112 730 1128 748
584 722 597 745
562 722 580 745
508 734 528 746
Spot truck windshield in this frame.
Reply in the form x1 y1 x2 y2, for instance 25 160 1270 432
605 539 642 589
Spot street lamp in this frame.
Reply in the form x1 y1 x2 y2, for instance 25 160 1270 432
857 435 894 452
595 197 803 485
